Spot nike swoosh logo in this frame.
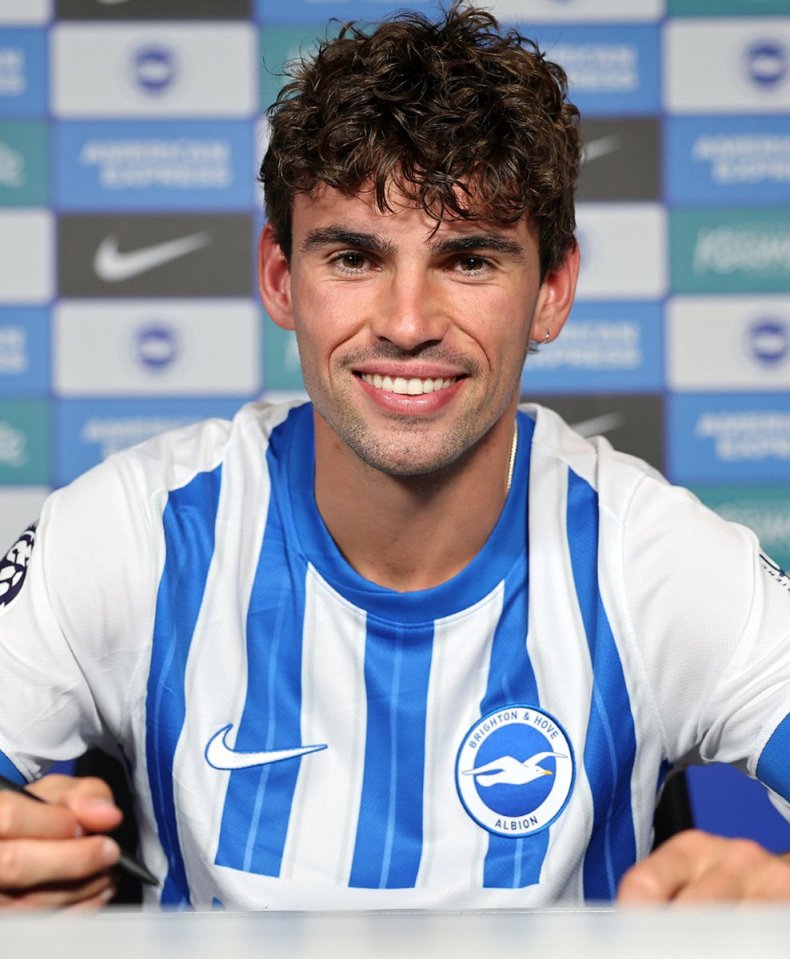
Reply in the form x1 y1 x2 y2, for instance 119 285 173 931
581 135 622 164
571 412 625 437
93 231 211 282
204 724 327 771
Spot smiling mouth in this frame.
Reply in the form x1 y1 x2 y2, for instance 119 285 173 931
358 373 461 395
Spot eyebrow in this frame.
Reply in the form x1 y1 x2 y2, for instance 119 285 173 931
429 233 526 260
300 227 396 257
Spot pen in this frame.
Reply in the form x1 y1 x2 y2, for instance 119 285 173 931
0 772 159 887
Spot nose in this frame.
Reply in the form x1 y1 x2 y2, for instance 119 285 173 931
370 267 448 351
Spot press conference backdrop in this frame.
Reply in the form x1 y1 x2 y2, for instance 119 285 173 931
0 0 788 851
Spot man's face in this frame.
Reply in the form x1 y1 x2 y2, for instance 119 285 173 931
260 184 576 478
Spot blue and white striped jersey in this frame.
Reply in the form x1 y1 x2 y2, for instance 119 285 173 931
1 400 788 909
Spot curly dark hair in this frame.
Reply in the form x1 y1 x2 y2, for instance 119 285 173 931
261 2 580 275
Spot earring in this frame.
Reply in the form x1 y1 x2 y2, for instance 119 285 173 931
543 330 551 343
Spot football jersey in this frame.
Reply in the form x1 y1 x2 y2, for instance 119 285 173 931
0 400 788 909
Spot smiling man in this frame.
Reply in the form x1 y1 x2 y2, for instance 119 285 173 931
0 2 789 910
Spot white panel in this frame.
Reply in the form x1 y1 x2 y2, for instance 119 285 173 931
51 23 257 117
575 203 667 300
0 487 49 551
667 295 790 391
54 299 260 396
0 1 50 24
0 211 53 304
665 19 790 114
488 0 664 21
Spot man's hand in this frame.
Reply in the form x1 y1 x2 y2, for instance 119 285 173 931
618 829 790 903
0 774 122 910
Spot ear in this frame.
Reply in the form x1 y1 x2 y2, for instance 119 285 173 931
531 241 580 345
258 223 295 331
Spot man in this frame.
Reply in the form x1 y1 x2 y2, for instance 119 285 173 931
0 3 788 910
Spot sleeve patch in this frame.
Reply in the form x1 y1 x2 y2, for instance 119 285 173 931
0 522 37 610
757 712 790 802
760 553 790 598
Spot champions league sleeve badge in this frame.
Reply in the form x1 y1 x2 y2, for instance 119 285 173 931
0 522 37 611
456 705 575 837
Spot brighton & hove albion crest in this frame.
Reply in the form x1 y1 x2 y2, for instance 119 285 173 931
456 705 575 837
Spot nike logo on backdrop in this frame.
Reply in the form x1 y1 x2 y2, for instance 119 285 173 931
570 412 625 438
581 135 622 164
204 724 327 771
93 231 211 282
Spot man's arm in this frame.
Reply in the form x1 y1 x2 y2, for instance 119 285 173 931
617 830 790 903
0 774 122 909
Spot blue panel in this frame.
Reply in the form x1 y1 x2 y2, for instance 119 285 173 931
566 469 637 901
0 308 49 395
667 394 790 485
523 301 664 395
529 24 661 117
688 763 790 856
666 116 790 207
146 466 223 906
54 397 246 485
0 30 47 117
53 120 255 211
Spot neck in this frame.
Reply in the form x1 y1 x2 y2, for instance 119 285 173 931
313 412 518 592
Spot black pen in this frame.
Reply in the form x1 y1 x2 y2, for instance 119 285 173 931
0 772 159 887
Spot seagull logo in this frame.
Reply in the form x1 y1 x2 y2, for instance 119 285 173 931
205 724 327 771
456 705 575 837
463 751 568 787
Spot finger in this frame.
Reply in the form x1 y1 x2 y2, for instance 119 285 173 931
617 830 712 903
0 834 119 891
0 872 116 911
0 791 81 841
29 775 122 836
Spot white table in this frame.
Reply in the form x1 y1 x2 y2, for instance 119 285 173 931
3 907 790 959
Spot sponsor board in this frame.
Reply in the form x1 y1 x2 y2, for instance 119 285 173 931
54 397 245 485
666 116 790 206
0 399 48 486
667 296 790 391
53 120 254 211
577 117 660 202
530 393 665 471
55 0 251 18
665 19 790 113
0 210 54 304
57 213 254 298
669 1 790 15
0 120 47 207
0 308 49 395
522 301 663 393
487 0 664 21
0 487 49 556
692 485 790 571
262 316 304 394
0 29 47 116
671 209 790 294
53 300 261 397
668 394 790 484
575 203 667 300
256 0 436 24
528 24 661 116
51 23 256 118
0 1 51 25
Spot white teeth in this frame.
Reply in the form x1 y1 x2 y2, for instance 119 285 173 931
360 373 457 395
